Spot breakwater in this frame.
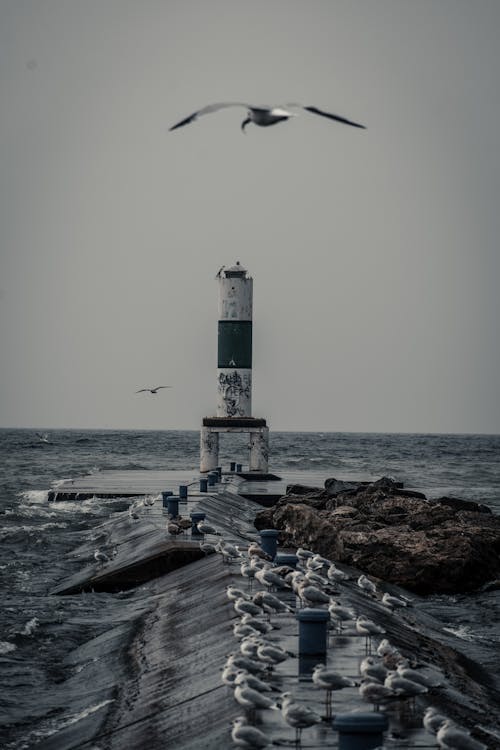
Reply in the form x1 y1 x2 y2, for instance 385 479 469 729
34 477 500 749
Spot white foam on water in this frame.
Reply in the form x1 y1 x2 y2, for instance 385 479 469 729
20 617 39 636
19 490 49 505
442 624 477 641
36 700 115 738
0 640 17 654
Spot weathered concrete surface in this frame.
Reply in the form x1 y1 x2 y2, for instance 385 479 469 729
35 484 500 749
52 515 204 595
254 477 500 594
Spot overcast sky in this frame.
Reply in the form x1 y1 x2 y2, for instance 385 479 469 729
1 0 499 434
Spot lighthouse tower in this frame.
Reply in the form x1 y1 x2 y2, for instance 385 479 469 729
200 262 269 473
217 262 253 417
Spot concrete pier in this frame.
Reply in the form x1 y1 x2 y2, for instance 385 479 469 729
40 472 500 750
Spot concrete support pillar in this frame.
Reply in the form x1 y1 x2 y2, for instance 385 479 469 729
249 427 269 472
200 427 219 473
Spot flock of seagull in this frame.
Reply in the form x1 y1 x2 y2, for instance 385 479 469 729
95 496 488 749
193 525 487 749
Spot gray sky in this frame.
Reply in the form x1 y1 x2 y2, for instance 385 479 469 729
1 0 499 433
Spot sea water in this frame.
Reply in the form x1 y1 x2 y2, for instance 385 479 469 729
1 428 499 747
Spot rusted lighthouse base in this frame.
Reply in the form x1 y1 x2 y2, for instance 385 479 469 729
200 417 269 473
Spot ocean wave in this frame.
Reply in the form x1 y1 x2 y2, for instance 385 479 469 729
442 624 477 641
35 699 114 739
19 617 39 636
0 640 16 655
18 490 48 505
0 522 68 539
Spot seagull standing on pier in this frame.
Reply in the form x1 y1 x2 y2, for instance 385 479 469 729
94 549 109 566
169 101 366 133
231 716 269 749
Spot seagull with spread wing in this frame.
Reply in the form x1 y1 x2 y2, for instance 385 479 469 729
169 101 366 133
135 386 172 394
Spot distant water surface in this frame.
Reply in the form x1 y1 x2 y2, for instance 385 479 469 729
0 428 499 747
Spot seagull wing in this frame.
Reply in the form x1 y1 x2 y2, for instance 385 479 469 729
303 105 366 129
153 386 171 390
135 388 149 393
169 102 250 130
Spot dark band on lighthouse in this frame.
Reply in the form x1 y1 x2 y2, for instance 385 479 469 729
218 321 252 368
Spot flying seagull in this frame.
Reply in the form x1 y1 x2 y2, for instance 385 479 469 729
169 102 366 133
135 386 172 394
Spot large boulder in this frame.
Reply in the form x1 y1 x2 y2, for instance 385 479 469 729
254 478 500 594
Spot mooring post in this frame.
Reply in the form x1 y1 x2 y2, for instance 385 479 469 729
166 496 179 517
274 552 299 569
296 608 330 657
332 712 389 750
161 490 174 510
259 529 279 560
199 477 208 492
190 511 206 537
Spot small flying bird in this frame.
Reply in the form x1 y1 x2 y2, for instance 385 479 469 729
169 101 366 133
135 386 172 394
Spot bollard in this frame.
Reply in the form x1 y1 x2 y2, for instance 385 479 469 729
216 466 222 480
190 511 206 537
167 496 179 517
259 529 280 560
199 478 208 493
161 490 174 509
230 461 236 472
207 471 218 486
296 608 330 657
178 485 188 500
274 552 299 569
236 463 243 472
332 712 389 750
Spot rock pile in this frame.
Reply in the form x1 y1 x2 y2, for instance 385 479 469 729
254 477 500 594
